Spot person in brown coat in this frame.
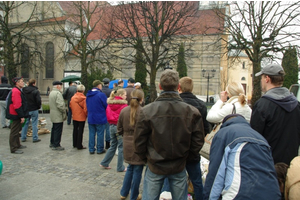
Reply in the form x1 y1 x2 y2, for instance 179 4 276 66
69 84 88 149
118 89 145 200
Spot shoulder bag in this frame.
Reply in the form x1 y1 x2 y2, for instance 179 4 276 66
200 103 236 160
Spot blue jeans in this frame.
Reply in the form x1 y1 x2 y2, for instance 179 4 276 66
143 167 187 200
21 110 39 141
120 164 144 200
161 178 170 192
88 124 105 153
100 124 125 172
186 162 203 200
67 104 72 125
105 122 110 142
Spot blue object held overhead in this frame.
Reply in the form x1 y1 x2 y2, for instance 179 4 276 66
108 79 128 89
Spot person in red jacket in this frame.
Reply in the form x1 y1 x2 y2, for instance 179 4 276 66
6 77 29 154
70 84 88 150
100 89 128 172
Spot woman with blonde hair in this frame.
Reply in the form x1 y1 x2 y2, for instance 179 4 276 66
100 89 128 172
118 89 145 200
207 81 252 123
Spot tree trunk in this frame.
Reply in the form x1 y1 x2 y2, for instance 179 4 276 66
149 67 158 102
251 60 262 107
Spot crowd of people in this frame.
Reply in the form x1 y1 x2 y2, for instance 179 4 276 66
0 62 299 200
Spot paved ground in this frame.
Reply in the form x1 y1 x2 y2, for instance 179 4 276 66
0 113 136 200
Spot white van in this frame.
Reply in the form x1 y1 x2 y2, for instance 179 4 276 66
289 84 300 102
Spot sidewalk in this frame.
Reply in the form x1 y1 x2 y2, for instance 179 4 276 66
0 114 131 200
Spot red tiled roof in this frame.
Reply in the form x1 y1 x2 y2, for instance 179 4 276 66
57 1 225 41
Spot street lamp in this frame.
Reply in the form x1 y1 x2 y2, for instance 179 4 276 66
202 69 216 103
36 71 39 86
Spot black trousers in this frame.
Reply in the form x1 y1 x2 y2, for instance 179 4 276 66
9 119 22 152
50 122 63 147
73 120 85 149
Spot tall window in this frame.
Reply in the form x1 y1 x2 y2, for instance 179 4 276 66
45 42 54 78
21 43 30 78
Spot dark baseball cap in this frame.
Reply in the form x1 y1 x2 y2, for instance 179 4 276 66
128 78 135 83
12 77 23 84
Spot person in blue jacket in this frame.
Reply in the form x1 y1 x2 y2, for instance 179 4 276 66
86 80 107 154
203 114 281 200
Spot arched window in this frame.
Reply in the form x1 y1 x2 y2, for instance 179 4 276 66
241 77 246 81
45 42 54 78
21 43 30 78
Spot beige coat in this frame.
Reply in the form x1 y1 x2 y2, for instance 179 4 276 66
49 87 67 123
285 156 300 200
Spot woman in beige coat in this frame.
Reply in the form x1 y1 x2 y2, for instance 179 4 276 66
285 156 300 200
118 89 145 200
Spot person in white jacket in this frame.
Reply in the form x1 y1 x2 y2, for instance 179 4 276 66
207 81 252 123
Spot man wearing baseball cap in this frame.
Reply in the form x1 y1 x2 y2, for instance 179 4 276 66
6 77 28 154
250 64 300 165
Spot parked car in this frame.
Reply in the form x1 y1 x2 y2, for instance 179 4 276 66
289 84 300 102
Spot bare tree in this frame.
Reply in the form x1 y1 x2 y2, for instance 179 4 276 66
213 1 300 106
0 1 38 84
46 1 114 88
110 1 200 102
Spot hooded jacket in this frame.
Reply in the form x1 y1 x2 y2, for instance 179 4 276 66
106 96 127 125
203 116 281 200
69 92 87 122
6 87 29 120
22 85 41 111
118 106 145 165
86 88 107 124
250 87 300 165
0 76 12 101
134 92 204 175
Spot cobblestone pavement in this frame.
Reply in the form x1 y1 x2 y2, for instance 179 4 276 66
0 113 141 200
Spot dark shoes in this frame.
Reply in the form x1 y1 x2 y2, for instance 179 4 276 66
2 125 8 128
105 141 110 149
97 150 106 154
90 151 95 154
77 146 87 150
12 150 23 154
18 145 27 149
52 146 65 151
33 139 41 143
21 139 26 142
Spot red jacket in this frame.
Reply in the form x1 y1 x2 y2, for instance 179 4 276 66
106 96 127 125
70 92 87 122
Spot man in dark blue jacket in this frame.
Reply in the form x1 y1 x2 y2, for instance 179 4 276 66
63 81 77 125
203 114 281 200
0 76 12 128
251 64 300 165
86 80 107 154
102 77 111 149
21 78 41 143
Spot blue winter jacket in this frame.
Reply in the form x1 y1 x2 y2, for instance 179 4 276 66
86 88 107 124
203 116 281 200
